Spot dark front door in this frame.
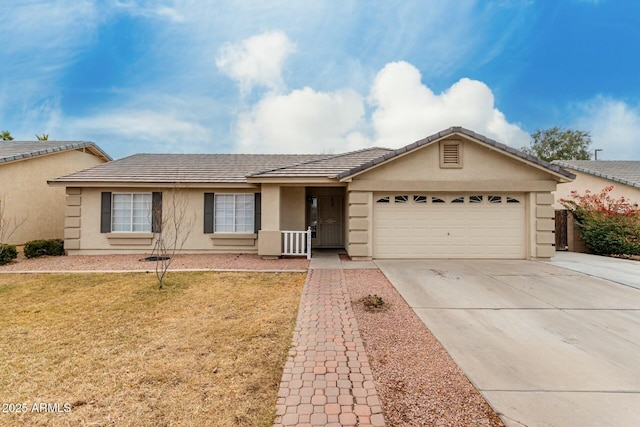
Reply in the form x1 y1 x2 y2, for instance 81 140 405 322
317 195 343 247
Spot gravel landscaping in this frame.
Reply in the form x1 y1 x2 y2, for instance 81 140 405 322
344 269 504 427
0 253 309 272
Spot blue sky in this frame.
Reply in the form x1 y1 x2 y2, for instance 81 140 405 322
1 0 639 160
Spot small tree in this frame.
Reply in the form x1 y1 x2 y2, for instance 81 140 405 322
522 127 592 162
561 186 640 256
150 187 194 289
36 133 49 141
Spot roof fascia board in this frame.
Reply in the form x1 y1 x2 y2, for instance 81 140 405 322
47 181 259 189
83 144 112 162
245 177 339 185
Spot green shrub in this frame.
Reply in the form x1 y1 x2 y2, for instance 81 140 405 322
0 244 18 265
575 210 640 256
23 239 65 258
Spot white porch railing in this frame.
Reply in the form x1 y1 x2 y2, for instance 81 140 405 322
282 227 312 260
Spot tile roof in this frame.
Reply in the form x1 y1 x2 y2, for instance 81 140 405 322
337 126 576 180
51 153 332 183
50 127 576 185
552 160 640 189
0 141 111 163
248 147 394 178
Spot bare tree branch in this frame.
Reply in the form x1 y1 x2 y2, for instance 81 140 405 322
150 187 195 289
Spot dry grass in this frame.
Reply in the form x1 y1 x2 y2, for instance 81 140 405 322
0 271 305 427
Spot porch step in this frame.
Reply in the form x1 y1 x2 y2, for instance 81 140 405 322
309 252 341 270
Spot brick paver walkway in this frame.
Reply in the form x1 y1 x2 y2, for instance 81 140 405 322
273 268 386 427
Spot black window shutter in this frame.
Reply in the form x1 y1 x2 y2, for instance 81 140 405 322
254 193 261 233
204 193 215 234
100 192 112 233
152 192 162 233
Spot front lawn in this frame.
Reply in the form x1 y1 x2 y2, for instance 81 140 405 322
0 272 304 426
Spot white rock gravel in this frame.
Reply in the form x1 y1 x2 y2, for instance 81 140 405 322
344 269 505 427
0 253 309 272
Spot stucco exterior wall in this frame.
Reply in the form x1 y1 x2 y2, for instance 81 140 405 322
0 149 106 245
67 187 260 255
280 187 305 231
534 192 556 258
347 191 372 259
350 137 555 192
554 170 640 209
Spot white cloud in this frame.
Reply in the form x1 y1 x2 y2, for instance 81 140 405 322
575 97 640 159
67 109 213 155
235 87 365 153
369 61 530 148
233 60 529 154
216 30 297 95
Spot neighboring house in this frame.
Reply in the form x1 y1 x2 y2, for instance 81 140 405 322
49 127 574 260
552 160 640 208
552 160 640 252
0 141 111 245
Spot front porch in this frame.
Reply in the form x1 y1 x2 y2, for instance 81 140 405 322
258 185 347 259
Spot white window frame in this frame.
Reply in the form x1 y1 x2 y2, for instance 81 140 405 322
111 193 152 233
214 193 255 233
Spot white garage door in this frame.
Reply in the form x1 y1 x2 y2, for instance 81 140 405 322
373 194 526 259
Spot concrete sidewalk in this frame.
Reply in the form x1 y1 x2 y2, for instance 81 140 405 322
273 252 385 427
546 251 640 290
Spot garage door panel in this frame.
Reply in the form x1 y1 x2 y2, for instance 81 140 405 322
373 194 525 259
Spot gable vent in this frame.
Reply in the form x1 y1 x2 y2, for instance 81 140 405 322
440 140 463 168
442 144 459 164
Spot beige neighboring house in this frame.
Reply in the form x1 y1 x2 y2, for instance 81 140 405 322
551 160 640 252
552 160 640 207
0 141 111 245
49 127 575 260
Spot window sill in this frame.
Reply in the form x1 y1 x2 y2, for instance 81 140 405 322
210 233 257 239
107 232 154 246
210 233 257 247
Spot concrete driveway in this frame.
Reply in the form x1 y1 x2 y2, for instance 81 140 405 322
376 256 640 427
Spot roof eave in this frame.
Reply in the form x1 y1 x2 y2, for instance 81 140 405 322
47 180 258 189
245 176 340 185
0 141 112 164
84 143 113 162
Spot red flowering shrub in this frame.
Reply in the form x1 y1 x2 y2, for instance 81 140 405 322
560 186 640 256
